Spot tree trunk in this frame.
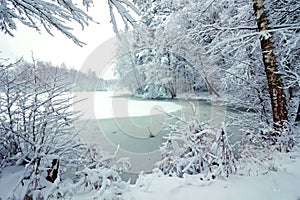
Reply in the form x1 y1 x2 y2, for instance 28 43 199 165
295 103 300 123
252 0 288 129
204 76 220 97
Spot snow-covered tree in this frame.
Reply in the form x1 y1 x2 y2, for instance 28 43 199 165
114 0 209 99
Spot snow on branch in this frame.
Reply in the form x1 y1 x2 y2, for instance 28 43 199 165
108 0 140 37
0 0 95 46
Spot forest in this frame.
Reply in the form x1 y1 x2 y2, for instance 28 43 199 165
0 0 299 199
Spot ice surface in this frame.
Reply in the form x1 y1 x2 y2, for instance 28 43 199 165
74 91 182 120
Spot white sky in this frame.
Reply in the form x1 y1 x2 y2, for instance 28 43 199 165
0 0 117 72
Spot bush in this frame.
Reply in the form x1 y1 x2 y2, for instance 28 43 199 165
156 113 237 180
0 60 130 199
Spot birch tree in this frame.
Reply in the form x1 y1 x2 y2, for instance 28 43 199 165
252 0 288 129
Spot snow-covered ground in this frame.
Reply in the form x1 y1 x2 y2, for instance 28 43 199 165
124 149 300 200
0 166 24 199
1 149 300 199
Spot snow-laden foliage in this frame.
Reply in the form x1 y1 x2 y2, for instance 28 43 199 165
69 167 127 199
0 0 95 46
0 60 130 199
156 107 236 180
0 59 77 168
146 0 267 112
114 0 261 101
238 118 296 176
0 0 142 46
30 145 130 199
8 145 130 199
114 33 208 99
108 0 141 36
112 0 210 99
0 59 79 198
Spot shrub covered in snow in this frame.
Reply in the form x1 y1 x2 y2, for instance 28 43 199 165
238 121 297 175
39 145 130 200
7 145 130 199
156 113 237 180
0 60 130 199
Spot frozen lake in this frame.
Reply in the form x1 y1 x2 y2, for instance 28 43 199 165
73 91 233 182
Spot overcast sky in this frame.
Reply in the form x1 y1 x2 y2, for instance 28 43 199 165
0 0 116 72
